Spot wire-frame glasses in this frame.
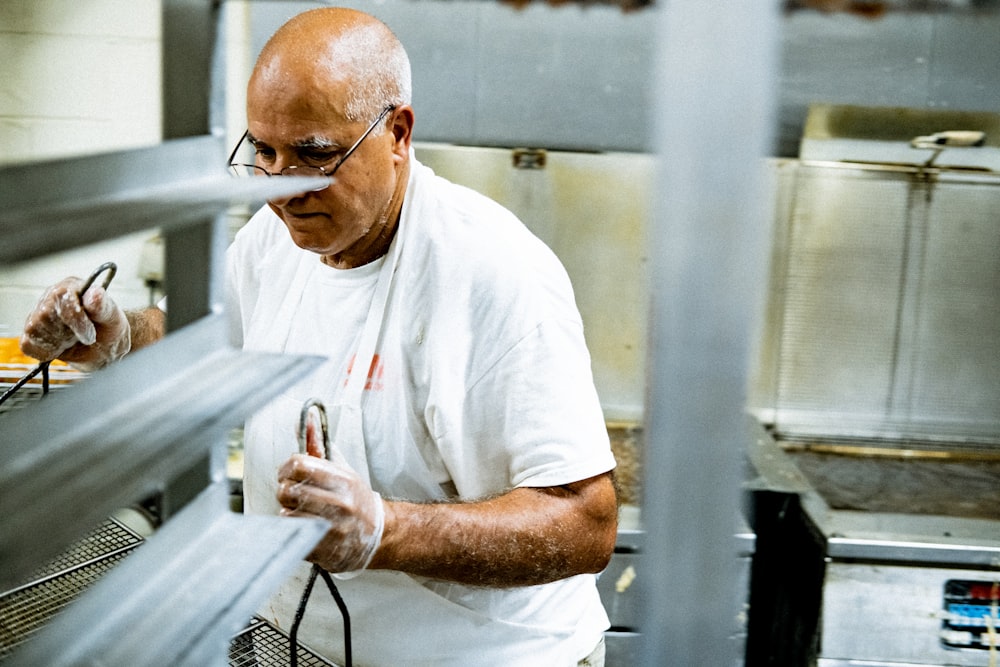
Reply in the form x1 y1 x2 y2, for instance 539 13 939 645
227 105 396 191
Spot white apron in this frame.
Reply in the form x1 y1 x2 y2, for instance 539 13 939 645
240 197 595 666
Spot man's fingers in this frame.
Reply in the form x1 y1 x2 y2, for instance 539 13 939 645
53 285 97 346
305 418 326 459
81 287 119 326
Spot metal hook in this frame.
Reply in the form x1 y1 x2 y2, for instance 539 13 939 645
79 261 118 295
298 397 331 460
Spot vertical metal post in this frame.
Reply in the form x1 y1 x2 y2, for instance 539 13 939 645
161 0 228 333
162 0 219 140
163 217 228 336
641 3 779 665
160 0 228 517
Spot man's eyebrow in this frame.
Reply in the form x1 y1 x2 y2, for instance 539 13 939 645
294 136 339 151
246 133 340 151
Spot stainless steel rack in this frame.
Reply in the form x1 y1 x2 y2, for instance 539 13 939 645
0 3 334 665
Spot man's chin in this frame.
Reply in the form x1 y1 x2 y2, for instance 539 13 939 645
284 229 332 255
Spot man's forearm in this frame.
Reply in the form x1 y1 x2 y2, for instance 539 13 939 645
126 307 166 352
370 472 618 587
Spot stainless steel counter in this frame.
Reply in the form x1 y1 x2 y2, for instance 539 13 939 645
746 422 1000 666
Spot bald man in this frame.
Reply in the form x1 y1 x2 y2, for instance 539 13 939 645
21 8 617 666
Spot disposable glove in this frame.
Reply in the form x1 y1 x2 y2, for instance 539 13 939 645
20 277 131 372
277 450 385 576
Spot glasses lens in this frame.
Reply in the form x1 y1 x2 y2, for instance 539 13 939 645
281 166 330 192
281 165 326 178
230 164 266 178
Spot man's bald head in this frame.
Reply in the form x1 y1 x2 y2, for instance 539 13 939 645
250 7 411 123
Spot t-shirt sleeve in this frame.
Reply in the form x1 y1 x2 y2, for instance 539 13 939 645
441 316 617 496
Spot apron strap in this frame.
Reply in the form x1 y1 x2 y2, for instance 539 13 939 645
244 252 316 351
329 217 407 483
340 220 405 408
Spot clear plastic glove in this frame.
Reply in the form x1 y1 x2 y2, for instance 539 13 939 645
277 449 385 576
20 277 131 372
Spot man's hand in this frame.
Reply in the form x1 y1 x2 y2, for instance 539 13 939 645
277 452 385 575
20 277 131 372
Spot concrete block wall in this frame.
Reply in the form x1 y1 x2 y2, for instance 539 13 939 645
0 1 164 336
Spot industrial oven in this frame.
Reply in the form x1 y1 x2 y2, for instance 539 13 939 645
745 106 1000 667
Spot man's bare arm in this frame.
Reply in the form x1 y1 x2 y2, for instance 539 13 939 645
126 307 166 352
372 472 618 586
278 451 619 587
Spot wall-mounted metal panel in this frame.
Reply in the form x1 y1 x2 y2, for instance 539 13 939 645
750 161 1000 444
246 0 655 152
241 2 1000 155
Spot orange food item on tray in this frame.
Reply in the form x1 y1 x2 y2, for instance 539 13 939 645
1 337 43 366
0 337 71 385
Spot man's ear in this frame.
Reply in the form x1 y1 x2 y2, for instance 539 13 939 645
390 105 414 155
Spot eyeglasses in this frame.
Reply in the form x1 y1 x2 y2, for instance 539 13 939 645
227 105 396 190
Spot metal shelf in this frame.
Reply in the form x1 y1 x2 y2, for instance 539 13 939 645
0 128 330 665
0 135 326 265
1 518 335 667
0 4 335 664
4 485 328 667
0 315 322 592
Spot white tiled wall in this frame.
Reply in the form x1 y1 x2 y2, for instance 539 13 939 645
0 1 164 335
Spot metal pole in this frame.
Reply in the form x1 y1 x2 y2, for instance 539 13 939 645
641 3 779 665
160 0 228 518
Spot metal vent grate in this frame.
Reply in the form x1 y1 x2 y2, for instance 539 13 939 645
230 617 337 666
24 519 143 582
0 518 143 660
0 519 335 666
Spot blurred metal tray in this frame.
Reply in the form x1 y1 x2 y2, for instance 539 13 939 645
0 518 335 667
0 381 75 419
0 344 84 419
0 364 84 391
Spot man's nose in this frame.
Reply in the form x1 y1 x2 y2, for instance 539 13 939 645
267 188 306 205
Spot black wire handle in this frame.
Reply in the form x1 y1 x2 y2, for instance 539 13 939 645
0 262 117 408
289 397 353 667
289 564 353 667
